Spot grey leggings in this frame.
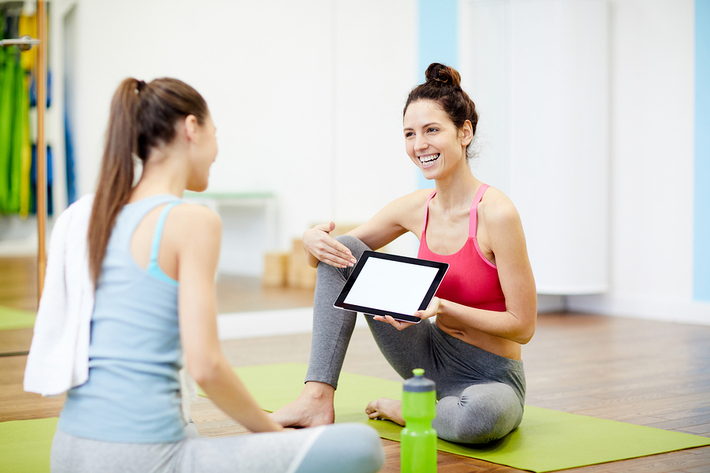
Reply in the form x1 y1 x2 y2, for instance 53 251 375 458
51 423 383 473
306 235 526 444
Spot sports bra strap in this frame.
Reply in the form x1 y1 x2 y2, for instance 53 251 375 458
421 191 437 234
469 184 490 238
148 201 181 265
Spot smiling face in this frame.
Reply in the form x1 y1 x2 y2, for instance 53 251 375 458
403 99 472 180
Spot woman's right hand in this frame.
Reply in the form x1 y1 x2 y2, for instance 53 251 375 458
303 222 357 268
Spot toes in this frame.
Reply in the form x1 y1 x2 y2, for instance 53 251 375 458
365 401 379 419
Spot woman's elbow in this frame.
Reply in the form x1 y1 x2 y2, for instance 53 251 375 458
516 318 536 344
509 311 536 344
516 329 535 345
186 356 222 387
305 251 319 268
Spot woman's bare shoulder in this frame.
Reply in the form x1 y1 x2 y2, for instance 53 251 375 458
350 188 433 247
396 188 434 209
370 188 432 218
384 188 433 223
168 203 222 242
172 202 220 222
479 186 522 228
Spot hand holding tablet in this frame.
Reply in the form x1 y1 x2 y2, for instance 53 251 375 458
333 251 449 323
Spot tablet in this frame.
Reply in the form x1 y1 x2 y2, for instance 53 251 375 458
334 251 449 323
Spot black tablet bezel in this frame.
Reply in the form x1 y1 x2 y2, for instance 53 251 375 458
333 251 449 323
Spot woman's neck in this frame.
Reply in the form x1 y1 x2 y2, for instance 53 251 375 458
129 148 189 203
433 161 481 212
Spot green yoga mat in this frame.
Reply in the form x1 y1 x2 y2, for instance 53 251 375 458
217 363 710 472
4 364 708 473
0 417 57 473
0 306 35 330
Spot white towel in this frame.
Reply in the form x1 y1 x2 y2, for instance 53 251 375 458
24 194 95 396
24 194 197 423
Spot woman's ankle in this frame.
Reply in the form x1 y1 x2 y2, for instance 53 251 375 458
303 381 336 402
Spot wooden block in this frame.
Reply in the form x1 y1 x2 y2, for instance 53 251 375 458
298 264 317 290
291 237 304 253
288 239 307 288
287 239 318 289
262 252 289 287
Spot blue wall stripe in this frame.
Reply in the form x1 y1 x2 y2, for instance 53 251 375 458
416 0 458 189
695 0 710 301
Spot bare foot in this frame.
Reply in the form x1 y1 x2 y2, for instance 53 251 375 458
365 398 405 426
269 381 335 427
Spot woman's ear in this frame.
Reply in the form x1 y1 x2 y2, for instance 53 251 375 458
184 115 198 143
459 120 473 146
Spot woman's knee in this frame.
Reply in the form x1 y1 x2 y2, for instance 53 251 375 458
440 409 512 444
315 235 370 283
334 235 371 259
434 386 523 444
295 424 384 473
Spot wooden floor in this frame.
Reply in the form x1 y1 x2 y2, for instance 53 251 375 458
1 257 709 472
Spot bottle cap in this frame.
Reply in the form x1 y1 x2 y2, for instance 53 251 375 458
403 368 435 392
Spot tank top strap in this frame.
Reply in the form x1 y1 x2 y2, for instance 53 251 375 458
469 184 490 238
111 195 179 249
421 190 438 234
148 200 182 265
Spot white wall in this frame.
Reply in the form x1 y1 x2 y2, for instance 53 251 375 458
46 0 709 323
567 0 710 324
332 2 418 226
459 0 708 324
51 0 419 275
460 0 610 295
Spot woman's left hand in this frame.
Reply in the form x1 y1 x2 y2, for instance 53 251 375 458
373 297 440 331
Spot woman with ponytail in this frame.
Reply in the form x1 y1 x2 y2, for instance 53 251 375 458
42 78 384 473
272 63 537 445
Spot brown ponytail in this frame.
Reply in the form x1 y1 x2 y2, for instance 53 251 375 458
87 77 208 286
403 63 478 160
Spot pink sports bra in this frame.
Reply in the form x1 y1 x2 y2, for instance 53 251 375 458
417 184 506 311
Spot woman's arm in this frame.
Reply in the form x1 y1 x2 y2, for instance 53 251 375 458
175 205 283 433
302 190 430 268
302 221 357 268
377 193 537 344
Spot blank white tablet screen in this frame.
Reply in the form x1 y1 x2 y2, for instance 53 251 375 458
343 257 440 315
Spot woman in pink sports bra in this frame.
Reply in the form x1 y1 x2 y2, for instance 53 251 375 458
272 63 537 444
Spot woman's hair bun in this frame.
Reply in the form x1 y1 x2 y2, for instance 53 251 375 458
425 63 461 87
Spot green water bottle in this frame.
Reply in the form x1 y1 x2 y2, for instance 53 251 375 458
401 368 437 473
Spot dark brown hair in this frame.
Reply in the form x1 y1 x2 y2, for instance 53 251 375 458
87 77 208 285
404 63 478 160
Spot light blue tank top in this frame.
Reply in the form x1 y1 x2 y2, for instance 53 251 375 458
58 195 185 443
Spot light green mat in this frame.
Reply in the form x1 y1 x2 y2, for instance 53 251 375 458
0 417 57 473
0 306 35 330
4 364 708 473
213 363 710 473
